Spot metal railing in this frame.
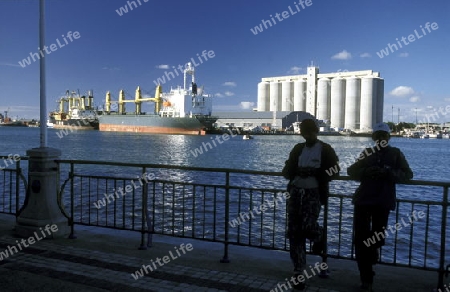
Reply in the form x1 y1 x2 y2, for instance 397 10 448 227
1 157 448 289
0 155 27 216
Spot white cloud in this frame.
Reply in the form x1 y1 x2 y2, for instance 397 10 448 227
331 50 352 60
409 96 420 102
287 66 302 74
155 65 170 69
360 53 371 58
399 52 409 57
102 66 120 71
240 102 255 110
222 82 236 87
224 91 235 97
215 93 224 98
390 86 415 97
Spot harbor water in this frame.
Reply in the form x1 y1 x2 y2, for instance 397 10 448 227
1 127 449 182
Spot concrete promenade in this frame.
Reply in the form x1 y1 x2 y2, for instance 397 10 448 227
0 213 441 292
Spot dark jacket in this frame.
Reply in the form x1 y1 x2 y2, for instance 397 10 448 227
282 140 340 205
347 144 413 210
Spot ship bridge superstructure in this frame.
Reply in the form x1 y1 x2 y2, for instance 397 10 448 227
103 62 213 118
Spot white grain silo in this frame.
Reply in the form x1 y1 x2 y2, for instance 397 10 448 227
306 67 318 116
376 78 384 124
330 77 346 129
317 77 331 121
257 82 270 111
293 79 306 111
269 82 281 111
360 77 378 132
344 76 361 130
281 81 293 111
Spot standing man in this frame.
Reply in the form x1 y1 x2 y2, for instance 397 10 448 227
282 119 339 290
347 122 413 292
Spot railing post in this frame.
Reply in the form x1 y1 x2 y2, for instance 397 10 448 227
220 171 230 263
437 185 449 290
139 167 148 250
69 163 76 239
15 159 21 216
319 200 329 278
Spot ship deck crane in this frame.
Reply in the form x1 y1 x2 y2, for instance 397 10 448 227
104 85 162 115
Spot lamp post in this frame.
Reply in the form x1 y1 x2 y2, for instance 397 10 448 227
15 0 69 238
415 108 418 125
39 0 47 147
392 105 394 123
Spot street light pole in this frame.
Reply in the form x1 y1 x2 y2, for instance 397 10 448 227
392 105 394 123
16 0 69 239
39 0 47 148
415 108 418 125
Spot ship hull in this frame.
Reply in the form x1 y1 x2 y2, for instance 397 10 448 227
51 119 99 130
98 114 216 135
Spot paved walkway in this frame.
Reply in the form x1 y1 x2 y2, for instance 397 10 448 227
0 213 442 291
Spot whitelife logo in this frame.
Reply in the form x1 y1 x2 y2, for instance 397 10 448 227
376 22 439 59
115 0 149 16
152 50 215 87
189 128 240 158
362 210 425 247
325 140 389 177
270 261 328 292
18 31 81 68
131 243 193 280
228 191 290 228
250 0 313 35
0 154 21 171
0 224 59 261
93 173 155 209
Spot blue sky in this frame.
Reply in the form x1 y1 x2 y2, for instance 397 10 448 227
1 0 449 123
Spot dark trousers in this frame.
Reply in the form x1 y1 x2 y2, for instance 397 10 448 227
353 205 390 283
287 187 322 273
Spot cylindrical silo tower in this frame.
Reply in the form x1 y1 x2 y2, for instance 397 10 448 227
317 78 331 121
344 76 361 130
293 79 306 111
376 78 384 124
269 82 281 111
281 81 293 111
257 82 270 111
360 77 378 132
330 77 346 129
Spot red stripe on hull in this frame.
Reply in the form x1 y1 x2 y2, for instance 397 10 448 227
99 124 205 135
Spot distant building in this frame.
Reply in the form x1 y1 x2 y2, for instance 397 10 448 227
257 66 384 132
214 111 315 131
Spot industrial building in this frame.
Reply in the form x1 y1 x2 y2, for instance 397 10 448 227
256 66 384 132
214 111 315 131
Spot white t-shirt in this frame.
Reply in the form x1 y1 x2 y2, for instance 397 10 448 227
292 142 322 189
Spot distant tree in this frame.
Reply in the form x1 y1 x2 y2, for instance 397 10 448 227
397 122 415 131
386 122 397 132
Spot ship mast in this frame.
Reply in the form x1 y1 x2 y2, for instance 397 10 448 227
183 62 195 91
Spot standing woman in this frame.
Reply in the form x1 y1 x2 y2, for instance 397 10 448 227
282 119 339 290
347 122 413 292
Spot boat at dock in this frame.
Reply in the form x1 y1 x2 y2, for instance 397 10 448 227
98 63 216 135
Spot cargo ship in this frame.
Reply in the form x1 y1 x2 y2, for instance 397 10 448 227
48 90 99 130
98 63 216 135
